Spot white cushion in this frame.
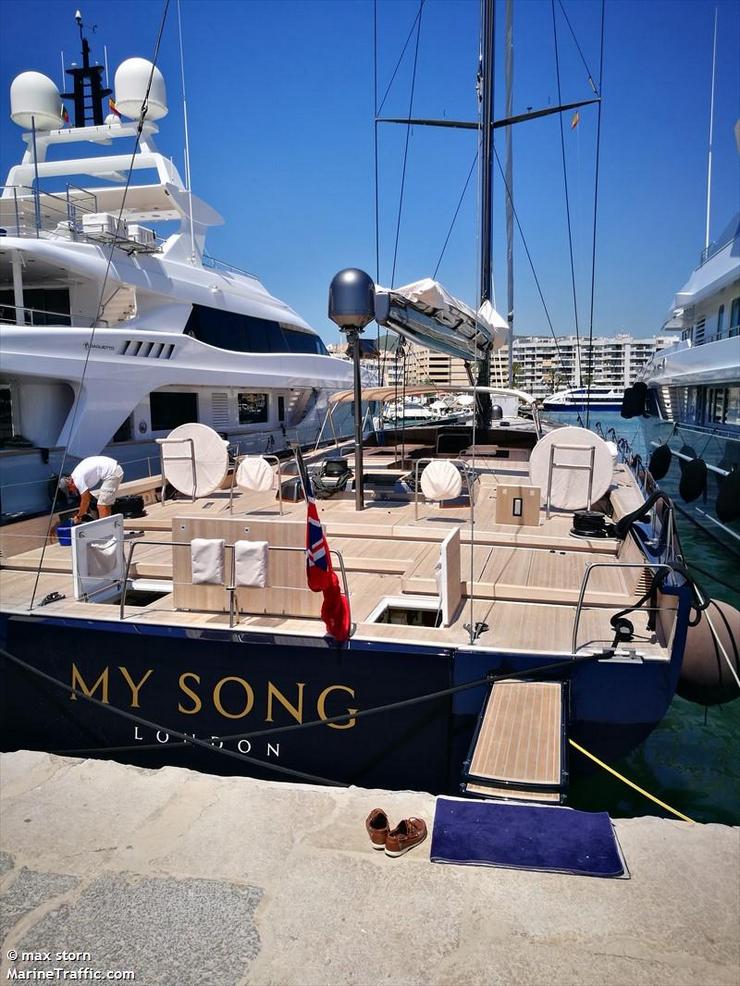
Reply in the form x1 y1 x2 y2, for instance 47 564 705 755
191 538 225 585
236 456 274 493
234 540 269 588
420 460 463 501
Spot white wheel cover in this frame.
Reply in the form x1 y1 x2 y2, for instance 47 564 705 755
420 459 463 501
163 423 229 497
529 426 614 510
236 456 274 493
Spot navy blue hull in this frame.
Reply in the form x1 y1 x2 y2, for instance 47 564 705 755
0 600 690 793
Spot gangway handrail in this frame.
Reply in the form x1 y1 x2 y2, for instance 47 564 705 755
571 561 674 655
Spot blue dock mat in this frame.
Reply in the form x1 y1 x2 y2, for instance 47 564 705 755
431 798 627 878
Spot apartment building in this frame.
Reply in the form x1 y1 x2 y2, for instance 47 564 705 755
398 333 678 398
329 332 679 399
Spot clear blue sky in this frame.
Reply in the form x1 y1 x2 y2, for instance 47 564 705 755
1 0 738 345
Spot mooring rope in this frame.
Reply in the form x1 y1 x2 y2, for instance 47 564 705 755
1 644 603 761
568 739 695 824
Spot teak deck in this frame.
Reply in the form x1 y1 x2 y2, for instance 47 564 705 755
0 445 672 660
465 680 563 802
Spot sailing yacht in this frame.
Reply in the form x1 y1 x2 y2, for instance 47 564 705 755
0 29 352 520
1 2 735 803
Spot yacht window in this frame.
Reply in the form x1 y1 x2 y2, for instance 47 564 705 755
726 387 740 427
0 288 71 326
278 396 285 423
716 305 724 339
708 388 728 425
150 391 198 431
184 304 328 355
0 386 13 442
238 393 269 425
729 298 740 338
112 415 133 443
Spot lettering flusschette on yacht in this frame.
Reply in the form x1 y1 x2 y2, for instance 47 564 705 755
0 21 354 518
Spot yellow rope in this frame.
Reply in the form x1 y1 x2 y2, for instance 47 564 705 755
568 738 695 824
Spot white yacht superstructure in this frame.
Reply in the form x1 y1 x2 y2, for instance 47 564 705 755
543 384 624 412
636 214 739 540
0 33 352 518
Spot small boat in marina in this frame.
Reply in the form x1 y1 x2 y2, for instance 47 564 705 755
2 0 737 805
544 384 625 414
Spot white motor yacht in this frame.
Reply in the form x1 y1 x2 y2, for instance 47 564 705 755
543 384 624 413
632 214 739 542
0 30 352 519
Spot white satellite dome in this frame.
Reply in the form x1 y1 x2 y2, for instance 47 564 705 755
114 57 168 121
10 72 63 130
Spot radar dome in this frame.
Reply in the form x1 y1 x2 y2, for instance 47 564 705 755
114 58 167 121
10 72 63 130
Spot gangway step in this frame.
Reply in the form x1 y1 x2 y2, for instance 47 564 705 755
461 680 566 803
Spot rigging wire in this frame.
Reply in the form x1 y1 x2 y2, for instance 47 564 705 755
376 1 426 116
551 0 582 396
373 0 382 388
433 150 478 279
585 0 605 429
390 0 424 289
492 145 570 383
176 0 196 264
29 0 172 614
557 0 599 94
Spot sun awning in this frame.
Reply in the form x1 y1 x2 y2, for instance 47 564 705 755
373 278 508 362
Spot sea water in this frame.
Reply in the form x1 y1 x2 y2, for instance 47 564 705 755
548 410 740 824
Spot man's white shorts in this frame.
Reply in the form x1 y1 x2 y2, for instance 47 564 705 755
97 465 124 506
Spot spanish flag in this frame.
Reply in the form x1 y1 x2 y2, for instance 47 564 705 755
571 111 580 130
61 105 70 125
109 97 122 119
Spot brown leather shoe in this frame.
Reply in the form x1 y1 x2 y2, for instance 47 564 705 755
384 816 427 857
365 808 390 850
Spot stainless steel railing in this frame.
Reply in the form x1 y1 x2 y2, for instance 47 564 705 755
119 538 352 634
571 562 674 656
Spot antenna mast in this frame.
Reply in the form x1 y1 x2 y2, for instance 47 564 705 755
61 10 112 127
704 7 718 254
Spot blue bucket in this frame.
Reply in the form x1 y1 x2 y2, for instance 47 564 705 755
57 521 73 546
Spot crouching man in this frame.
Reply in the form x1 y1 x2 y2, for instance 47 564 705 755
58 456 124 522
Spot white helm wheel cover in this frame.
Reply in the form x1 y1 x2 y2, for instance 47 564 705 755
529 426 614 510
420 460 463 501
163 423 229 497
236 456 274 493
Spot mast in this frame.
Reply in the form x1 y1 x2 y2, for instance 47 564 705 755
704 6 718 254
476 0 495 429
61 11 112 128
504 0 514 387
